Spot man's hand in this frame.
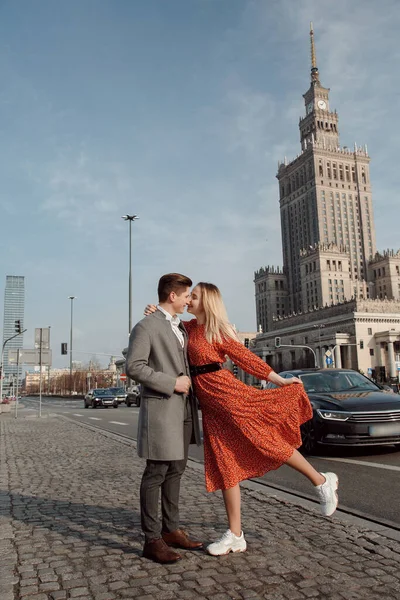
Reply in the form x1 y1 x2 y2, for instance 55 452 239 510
174 375 191 394
144 304 157 316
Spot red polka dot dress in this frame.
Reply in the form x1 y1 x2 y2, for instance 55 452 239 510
184 320 313 493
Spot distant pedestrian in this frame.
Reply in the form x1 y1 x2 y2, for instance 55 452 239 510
126 273 202 564
145 282 339 556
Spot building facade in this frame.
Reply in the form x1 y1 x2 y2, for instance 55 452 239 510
2 275 25 395
254 26 400 381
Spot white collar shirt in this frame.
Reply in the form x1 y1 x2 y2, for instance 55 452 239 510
157 305 184 348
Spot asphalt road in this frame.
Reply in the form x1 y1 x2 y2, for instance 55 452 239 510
19 396 400 528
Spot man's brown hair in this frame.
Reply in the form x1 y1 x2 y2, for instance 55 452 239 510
158 273 192 303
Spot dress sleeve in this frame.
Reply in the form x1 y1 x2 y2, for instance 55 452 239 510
218 336 273 380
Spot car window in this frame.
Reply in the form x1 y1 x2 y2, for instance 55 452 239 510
342 372 378 391
300 374 332 393
300 371 379 393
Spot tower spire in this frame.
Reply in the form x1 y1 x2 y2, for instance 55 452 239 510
310 22 320 85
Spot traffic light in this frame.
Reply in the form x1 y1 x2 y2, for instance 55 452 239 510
275 337 281 348
61 342 68 355
14 320 22 334
244 338 249 348
232 364 239 376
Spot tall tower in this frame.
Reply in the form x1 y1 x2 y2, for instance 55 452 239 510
277 24 377 314
2 276 25 393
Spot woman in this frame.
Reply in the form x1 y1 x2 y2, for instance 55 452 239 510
146 282 338 556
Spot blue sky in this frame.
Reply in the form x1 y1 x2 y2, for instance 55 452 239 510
1 0 399 368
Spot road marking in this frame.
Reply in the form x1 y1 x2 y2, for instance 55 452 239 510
88 417 102 421
109 421 129 426
316 456 400 472
73 413 83 417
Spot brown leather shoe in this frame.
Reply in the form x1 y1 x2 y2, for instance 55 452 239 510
162 529 203 550
143 538 182 564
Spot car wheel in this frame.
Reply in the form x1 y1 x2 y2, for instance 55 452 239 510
84 402 88 409
91 400 97 409
126 400 132 407
113 403 118 408
300 420 317 454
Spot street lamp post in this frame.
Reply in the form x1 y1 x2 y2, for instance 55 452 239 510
121 215 139 335
122 215 139 388
68 296 76 395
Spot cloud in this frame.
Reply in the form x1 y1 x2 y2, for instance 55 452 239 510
39 149 136 235
2 0 399 364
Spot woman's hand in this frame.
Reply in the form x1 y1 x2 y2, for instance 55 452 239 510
267 371 303 387
144 304 157 316
283 377 303 386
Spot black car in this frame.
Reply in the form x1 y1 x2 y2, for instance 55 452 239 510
84 389 119 409
267 369 400 453
126 384 141 407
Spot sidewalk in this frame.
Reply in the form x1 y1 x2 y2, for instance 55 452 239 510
1 414 399 600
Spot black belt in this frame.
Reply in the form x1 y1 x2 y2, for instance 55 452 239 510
189 362 222 377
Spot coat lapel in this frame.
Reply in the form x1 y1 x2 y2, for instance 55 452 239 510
153 310 184 369
179 321 189 364
179 321 188 347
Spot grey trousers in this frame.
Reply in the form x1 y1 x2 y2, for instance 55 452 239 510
140 414 193 541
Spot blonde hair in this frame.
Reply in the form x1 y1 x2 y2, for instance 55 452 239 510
196 282 237 344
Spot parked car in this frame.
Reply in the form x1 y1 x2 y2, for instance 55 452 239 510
126 384 141 407
84 388 118 409
266 368 400 453
107 387 127 404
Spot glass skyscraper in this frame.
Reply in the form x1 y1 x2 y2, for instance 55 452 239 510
2 275 25 394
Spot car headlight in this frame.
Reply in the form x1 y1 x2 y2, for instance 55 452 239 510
317 409 350 421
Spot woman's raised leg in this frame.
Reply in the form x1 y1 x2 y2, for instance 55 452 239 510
285 449 338 516
285 449 325 485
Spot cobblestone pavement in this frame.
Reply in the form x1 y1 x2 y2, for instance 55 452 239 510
1 415 400 600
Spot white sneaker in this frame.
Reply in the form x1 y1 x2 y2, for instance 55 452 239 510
315 472 339 516
206 529 247 556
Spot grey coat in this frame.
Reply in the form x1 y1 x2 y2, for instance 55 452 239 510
125 310 201 460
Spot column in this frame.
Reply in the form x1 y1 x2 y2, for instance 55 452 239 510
387 341 397 379
315 347 321 368
334 344 342 368
342 345 350 369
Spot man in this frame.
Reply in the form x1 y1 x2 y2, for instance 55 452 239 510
126 273 202 564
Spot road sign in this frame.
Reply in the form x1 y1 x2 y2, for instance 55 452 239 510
325 356 333 366
8 349 52 366
325 350 332 357
119 373 127 381
367 368 373 375
35 328 50 350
